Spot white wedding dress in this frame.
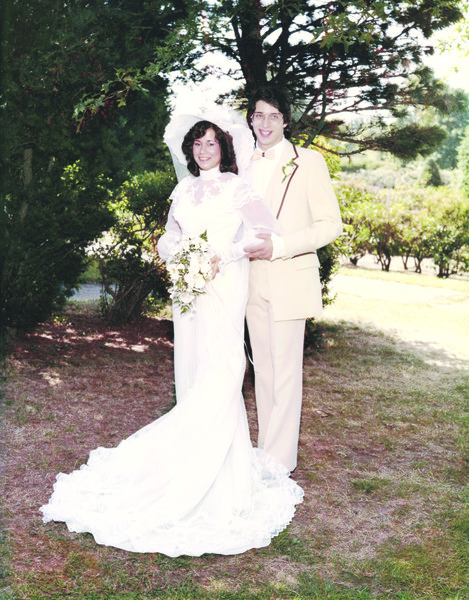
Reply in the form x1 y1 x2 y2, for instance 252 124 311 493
40 168 303 556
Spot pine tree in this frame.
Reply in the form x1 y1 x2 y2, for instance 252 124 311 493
206 0 464 158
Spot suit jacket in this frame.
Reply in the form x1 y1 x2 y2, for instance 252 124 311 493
249 140 342 321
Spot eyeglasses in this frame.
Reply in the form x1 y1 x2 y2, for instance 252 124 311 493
251 112 284 124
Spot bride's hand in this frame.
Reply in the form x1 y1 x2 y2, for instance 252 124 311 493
211 256 221 279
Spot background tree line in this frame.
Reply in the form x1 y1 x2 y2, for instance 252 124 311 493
1 0 468 332
337 183 469 277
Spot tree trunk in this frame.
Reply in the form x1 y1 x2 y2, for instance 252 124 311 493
231 0 267 97
23 148 32 186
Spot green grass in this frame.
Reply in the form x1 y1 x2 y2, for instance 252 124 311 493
339 262 469 293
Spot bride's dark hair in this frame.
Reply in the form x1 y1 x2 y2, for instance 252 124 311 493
182 120 238 176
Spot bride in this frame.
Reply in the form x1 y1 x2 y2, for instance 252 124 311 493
40 108 303 557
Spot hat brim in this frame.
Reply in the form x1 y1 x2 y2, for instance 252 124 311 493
163 107 255 179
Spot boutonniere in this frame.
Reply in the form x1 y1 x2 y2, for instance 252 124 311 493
281 158 295 183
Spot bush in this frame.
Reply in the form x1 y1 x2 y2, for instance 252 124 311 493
94 169 175 323
336 184 404 271
335 184 375 265
3 161 114 331
339 152 455 189
428 201 469 277
423 159 444 187
392 187 469 277
336 182 469 276
458 124 469 198
367 199 404 271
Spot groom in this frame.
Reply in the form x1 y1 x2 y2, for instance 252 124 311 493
244 87 342 472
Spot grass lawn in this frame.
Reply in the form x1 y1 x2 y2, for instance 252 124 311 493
1 267 468 600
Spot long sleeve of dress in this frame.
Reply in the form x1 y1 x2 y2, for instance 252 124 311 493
218 180 280 267
157 202 182 262
158 174 280 268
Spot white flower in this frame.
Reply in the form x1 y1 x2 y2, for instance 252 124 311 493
200 260 212 276
180 291 195 305
193 274 206 290
281 158 295 183
141 250 152 263
184 272 196 286
168 264 180 279
188 257 201 274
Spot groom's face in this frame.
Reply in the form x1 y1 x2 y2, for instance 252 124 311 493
251 100 287 151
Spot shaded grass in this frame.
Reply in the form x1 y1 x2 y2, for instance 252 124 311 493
299 320 468 599
3 306 468 600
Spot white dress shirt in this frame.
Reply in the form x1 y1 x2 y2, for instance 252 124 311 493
251 138 287 260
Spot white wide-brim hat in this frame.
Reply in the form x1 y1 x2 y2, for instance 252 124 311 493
164 106 255 181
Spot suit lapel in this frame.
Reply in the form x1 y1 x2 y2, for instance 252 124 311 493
268 142 299 219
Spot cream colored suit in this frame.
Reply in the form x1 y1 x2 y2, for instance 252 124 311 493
246 140 342 471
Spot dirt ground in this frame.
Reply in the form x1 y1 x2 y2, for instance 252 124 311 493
75 261 469 364
2 269 468 597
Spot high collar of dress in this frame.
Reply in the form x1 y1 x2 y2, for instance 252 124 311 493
199 166 222 181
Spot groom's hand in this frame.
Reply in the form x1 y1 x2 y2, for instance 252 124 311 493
244 234 273 261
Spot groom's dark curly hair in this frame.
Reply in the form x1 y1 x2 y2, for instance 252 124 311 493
247 86 292 139
182 121 238 176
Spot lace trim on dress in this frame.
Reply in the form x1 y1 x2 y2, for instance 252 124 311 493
179 174 229 206
172 172 275 218
40 446 303 556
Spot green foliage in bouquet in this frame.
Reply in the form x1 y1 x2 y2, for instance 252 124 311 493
167 231 212 314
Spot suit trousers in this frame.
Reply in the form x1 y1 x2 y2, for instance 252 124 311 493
246 262 306 472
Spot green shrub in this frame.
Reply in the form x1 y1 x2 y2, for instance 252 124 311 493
458 124 469 198
94 170 175 323
336 184 404 271
336 182 469 276
428 201 469 277
3 161 114 330
396 188 469 277
423 158 444 187
335 184 375 265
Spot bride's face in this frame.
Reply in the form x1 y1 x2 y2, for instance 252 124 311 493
193 128 222 171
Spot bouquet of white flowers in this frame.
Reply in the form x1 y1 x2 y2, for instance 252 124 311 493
167 231 212 313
